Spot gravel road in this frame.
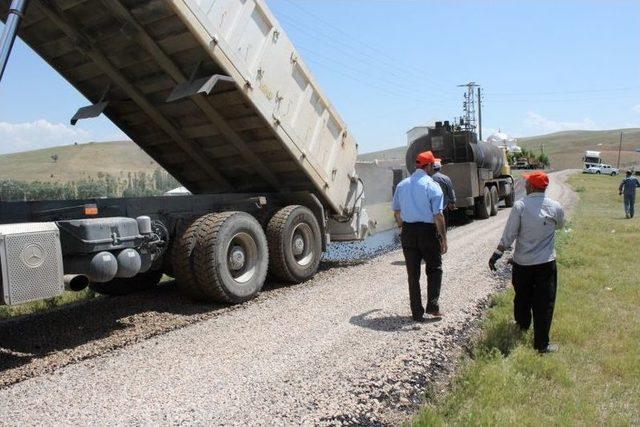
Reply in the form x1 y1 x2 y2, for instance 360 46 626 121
0 171 577 426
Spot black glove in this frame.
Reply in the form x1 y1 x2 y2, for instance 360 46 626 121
489 250 503 271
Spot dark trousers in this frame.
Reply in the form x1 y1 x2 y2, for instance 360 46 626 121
512 261 558 351
401 223 443 318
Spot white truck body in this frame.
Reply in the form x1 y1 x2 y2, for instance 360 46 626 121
583 150 603 171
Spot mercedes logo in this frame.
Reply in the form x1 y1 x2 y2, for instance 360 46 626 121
21 243 45 268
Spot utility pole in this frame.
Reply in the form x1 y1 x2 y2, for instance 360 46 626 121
617 131 623 169
457 82 480 132
477 86 483 141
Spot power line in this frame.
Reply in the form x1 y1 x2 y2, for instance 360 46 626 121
276 14 456 98
486 86 640 96
296 45 455 102
483 93 639 103
278 0 458 89
302 57 429 104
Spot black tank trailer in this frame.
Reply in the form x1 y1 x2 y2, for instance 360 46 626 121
406 121 516 219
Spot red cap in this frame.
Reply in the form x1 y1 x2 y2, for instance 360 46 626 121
416 151 436 167
523 171 549 190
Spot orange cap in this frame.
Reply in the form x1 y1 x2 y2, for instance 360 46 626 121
524 171 549 190
416 151 436 167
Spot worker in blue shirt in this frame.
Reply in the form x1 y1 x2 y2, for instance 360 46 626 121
392 151 447 321
619 170 640 218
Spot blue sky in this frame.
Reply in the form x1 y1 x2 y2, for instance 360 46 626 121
1 0 639 154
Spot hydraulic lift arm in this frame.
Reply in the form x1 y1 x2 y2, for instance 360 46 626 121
0 0 28 83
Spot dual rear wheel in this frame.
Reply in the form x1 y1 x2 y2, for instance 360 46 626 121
172 206 321 303
475 186 500 219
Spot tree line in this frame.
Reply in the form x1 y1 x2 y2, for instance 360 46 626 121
507 148 550 169
0 169 181 202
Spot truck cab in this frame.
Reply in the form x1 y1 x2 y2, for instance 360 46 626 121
583 150 603 171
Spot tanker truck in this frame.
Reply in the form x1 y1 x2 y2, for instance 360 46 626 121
406 121 515 219
0 0 371 307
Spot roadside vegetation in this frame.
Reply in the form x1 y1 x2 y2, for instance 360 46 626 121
414 173 639 425
0 169 180 202
507 148 549 170
0 289 98 320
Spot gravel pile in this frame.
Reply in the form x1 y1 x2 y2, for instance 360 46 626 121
323 228 400 262
0 172 576 425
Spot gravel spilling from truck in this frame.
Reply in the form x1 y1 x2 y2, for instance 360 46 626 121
0 172 576 425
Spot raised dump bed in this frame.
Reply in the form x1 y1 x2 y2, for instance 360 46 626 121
1 0 360 217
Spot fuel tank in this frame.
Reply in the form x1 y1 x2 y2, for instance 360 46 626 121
406 121 506 177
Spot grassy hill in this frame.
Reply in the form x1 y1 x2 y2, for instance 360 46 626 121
3 128 639 184
358 128 640 171
358 145 407 162
517 128 640 170
0 141 160 183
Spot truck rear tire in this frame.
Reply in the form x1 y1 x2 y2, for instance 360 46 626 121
504 184 516 208
172 215 212 301
489 186 499 216
89 269 163 296
193 212 268 303
266 205 322 283
475 187 492 219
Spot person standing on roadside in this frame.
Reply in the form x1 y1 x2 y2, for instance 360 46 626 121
430 158 457 225
392 151 447 322
488 171 565 353
619 170 640 218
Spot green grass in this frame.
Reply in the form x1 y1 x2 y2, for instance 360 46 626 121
0 289 98 320
413 173 640 426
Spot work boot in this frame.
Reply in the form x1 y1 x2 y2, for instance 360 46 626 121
426 309 443 318
537 343 559 354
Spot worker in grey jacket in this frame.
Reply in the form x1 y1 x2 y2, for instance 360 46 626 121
619 170 640 218
489 171 565 354
430 158 456 224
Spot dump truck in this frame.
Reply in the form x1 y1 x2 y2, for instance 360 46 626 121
405 121 515 219
0 0 371 306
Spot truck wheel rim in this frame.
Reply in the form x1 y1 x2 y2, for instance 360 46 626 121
228 245 246 270
226 232 257 284
291 223 314 267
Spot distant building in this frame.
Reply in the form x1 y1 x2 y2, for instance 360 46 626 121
486 131 521 153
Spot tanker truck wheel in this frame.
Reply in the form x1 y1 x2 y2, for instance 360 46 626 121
171 215 213 301
489 186 499 216
89 269 163 296
193 212 268 303
475 187 492 219
266 205 322 283
504 185 516 208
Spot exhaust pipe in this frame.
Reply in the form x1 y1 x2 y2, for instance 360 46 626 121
64 274 89 292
